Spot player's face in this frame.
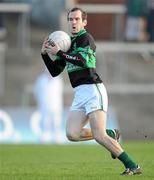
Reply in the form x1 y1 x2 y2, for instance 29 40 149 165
68 10 87 34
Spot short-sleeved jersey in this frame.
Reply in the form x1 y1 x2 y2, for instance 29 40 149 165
41 29 102 88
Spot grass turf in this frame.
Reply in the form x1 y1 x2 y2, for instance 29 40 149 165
0 141 154 180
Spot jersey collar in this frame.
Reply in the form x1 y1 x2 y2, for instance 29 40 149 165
71 29 86 39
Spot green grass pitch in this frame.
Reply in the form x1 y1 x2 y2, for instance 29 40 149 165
0 141 154 180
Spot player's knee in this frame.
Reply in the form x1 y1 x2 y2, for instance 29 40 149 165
66 132 80 141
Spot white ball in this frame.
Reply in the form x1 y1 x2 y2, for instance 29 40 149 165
47 31 71 60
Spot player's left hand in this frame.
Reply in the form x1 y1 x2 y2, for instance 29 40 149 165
47 40 60 55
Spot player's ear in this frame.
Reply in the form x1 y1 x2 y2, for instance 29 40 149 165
83 19 87 26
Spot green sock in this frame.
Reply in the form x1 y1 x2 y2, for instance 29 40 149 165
106 129 115 139
118 152 138 169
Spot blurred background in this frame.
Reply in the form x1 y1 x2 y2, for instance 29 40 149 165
0 0 154 144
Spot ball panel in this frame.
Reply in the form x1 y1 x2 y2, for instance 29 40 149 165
47 31 71 61
48 31 71 52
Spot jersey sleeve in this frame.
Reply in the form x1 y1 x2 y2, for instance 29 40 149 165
57 50 86 67
41 53 66 77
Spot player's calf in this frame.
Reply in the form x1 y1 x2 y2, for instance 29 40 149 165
110 129 121 159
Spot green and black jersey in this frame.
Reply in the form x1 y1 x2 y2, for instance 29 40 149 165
41 29 102 88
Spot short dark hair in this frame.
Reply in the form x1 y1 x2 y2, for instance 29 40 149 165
67 7 87 21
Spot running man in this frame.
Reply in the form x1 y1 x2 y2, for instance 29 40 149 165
41 7 142 175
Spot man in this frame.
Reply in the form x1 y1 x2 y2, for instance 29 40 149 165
41 7 142 175
34 70 63 143
125 0 148 41
147 0 154 42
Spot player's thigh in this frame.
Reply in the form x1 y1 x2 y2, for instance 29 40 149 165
66 111 88 134
88 110 107 136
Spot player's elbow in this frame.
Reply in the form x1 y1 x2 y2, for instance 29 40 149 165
51 73 59 77
48 70 60 77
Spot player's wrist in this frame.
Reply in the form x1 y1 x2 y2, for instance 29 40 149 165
57 50 64 56
41 49 47 55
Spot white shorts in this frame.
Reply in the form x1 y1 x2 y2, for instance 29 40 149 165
70 83 108 115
